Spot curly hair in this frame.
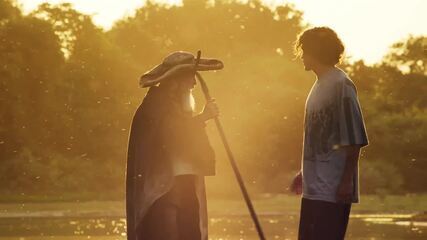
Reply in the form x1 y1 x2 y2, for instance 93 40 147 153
295 27 345 66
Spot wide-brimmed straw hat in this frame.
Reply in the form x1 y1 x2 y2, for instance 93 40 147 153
139 51 224 88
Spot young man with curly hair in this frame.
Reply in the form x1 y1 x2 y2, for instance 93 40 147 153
290 27 369 240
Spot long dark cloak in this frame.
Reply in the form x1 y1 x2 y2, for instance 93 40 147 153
125 86 215 240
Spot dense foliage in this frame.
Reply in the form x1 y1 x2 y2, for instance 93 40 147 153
0 0 425 200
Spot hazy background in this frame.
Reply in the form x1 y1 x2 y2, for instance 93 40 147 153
17 0 427 64
0 0 426 201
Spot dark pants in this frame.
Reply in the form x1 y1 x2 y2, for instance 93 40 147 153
298 198 352 240
137 175 201 240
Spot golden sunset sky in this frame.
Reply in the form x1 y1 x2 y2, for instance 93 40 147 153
17 0 427 64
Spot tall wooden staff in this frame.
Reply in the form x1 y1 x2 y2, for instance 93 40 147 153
194 50 266 240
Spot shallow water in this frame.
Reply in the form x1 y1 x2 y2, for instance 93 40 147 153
0 214 425 240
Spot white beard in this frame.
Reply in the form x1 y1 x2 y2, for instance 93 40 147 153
181 90 195 113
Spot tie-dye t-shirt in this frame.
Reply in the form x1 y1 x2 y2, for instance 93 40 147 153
302 67 369 203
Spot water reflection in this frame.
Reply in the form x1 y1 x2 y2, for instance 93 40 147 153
0 214 425 239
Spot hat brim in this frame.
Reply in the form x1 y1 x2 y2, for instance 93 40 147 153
140 58 223 88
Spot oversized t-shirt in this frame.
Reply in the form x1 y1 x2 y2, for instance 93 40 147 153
302 67 369 203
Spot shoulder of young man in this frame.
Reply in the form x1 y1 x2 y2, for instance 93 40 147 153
333 73 358 97
343 77 358 95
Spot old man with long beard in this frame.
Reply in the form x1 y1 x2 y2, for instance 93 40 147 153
126 51 223 240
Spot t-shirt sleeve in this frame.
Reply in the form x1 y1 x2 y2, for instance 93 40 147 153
336 79 369 147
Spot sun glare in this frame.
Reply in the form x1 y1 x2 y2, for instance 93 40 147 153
162 0 182 5
17 0 427 64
